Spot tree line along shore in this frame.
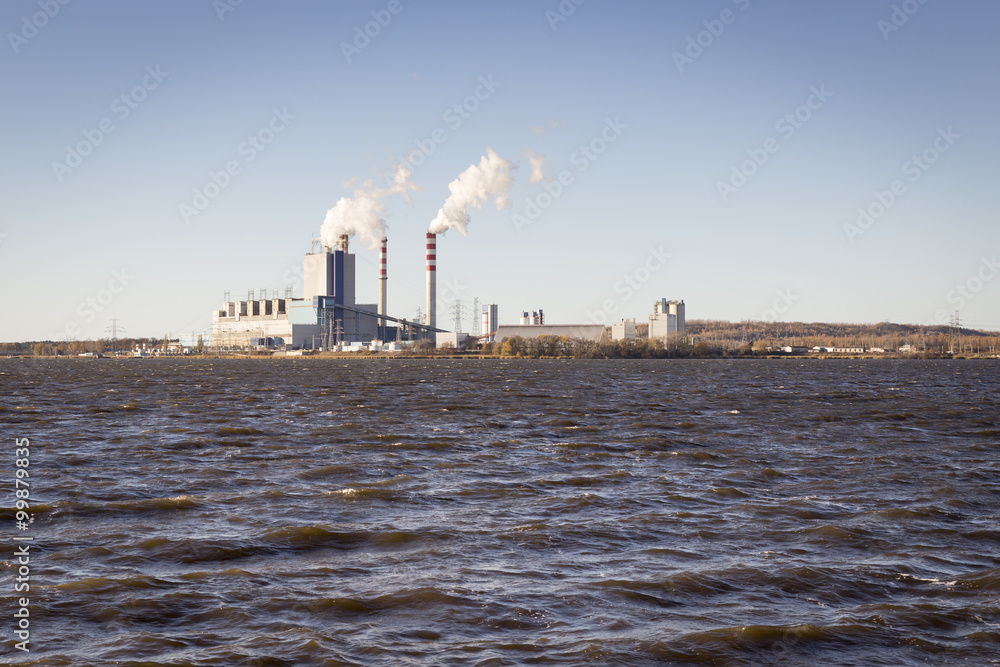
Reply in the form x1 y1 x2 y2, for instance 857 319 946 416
4 319 998 359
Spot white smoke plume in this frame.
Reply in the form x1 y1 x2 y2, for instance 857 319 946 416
526 151 545 184
320 165 418 249
428 148 513 236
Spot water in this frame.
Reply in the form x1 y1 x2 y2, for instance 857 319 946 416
2 358 998 665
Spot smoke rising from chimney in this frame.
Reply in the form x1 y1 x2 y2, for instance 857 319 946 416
320 165 417 250
428 148 513 236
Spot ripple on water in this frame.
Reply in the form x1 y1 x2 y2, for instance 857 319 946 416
3 357 999 665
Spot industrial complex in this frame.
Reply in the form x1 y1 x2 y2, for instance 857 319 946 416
609 299 686 341
207 149 686 353
210 230 685 352
211 234 444 351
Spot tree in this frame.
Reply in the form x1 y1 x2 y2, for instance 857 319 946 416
499 336 524 357
692 341 714 357
413 338 435 355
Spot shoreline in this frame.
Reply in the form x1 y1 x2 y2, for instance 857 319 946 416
5 353 999 361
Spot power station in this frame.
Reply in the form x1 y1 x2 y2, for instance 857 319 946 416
206 150 690 352
209 231 685 351
205 147 693 351
211 234 444 351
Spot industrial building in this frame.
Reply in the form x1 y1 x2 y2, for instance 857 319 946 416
435 332 469 348
612 318 636 341
481 304 499 342
210 294 306 349
649 299 685 339
209 226 684 352
518 309 545 325
494 324 605 343
212 235 441 350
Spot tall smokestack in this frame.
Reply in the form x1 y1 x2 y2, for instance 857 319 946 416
338 234 349 253
426 232 436 329
378 237 387 317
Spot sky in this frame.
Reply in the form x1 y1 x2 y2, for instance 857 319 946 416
2 0 999 342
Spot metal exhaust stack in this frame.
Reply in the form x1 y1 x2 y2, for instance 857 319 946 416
338 234 349 253
426 232 436 329
379 237 387 317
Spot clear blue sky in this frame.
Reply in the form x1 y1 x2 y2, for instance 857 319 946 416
2 0 999 341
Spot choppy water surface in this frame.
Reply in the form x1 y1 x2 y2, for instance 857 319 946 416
2 358 999 665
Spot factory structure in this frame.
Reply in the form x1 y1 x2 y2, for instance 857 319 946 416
493 299 685 344
481 303 498 342
211 234 444 351
519 310 545 325
494 323 606 343
649 298 685 338
612 299 686 341
210 228 685 351
205 150 689 352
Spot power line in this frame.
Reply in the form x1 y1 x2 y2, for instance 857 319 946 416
471 298 481 336
104 319 126 355
450 300 466 333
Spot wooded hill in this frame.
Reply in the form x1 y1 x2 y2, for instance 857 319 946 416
684 320 999 354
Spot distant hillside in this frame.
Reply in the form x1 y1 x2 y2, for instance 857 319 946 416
684 320 999 354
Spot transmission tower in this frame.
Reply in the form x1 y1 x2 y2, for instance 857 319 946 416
954 310 962 353
334 319 345 347
105 319 126 355
450 300 466 333
471 298 481 336
948 311 956 353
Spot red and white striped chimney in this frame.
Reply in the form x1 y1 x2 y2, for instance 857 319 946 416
378 237 387 317
425 232 436 329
